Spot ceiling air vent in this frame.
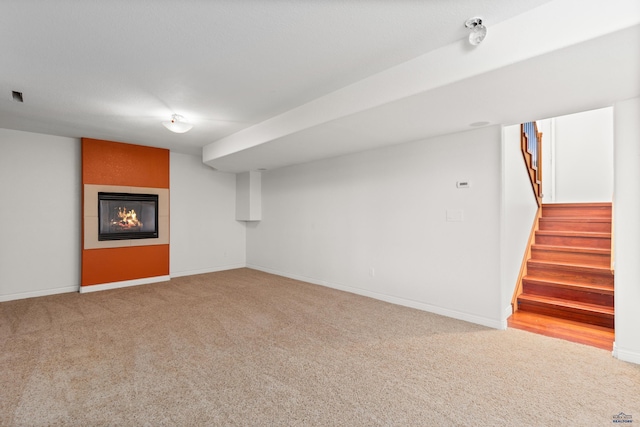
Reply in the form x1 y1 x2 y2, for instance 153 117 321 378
12 91 24 102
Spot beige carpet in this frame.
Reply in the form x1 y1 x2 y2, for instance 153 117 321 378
1 268 638 426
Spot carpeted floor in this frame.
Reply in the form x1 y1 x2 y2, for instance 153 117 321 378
1 268 638 426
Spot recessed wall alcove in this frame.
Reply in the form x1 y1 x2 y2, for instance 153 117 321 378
81 138 170 290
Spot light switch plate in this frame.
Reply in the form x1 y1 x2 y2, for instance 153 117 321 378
446 209 464 222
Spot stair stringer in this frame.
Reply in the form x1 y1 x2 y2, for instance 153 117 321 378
511 206 542 313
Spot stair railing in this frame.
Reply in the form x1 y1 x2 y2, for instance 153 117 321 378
511 122 544 313
521 122 543 206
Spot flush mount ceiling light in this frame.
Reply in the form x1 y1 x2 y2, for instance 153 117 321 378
465 17 487 46
162 114 193 133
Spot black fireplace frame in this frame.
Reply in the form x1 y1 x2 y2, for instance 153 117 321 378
97 192 159 241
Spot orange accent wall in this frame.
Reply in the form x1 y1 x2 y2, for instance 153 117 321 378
82 138 169 188
82 246 170 286
82 138 170 286
82 245 170 286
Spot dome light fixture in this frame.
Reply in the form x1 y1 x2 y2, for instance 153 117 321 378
465 17 487 46
162 114 193 133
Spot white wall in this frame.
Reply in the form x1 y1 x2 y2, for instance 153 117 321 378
613 97 640 364
501 125 539 320
0 129 81 301
247 126 504 328
539 119 554 203
170 152 245 277
0 132 247 301
550 107 614 203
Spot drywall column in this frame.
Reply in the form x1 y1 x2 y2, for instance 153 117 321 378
236 171 261 221
501 124 539 323
81 138 170 289
613 97 640 365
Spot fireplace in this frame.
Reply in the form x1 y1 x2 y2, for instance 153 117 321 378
98 192 159 241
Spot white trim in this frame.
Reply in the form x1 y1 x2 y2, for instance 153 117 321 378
247 264 505 330
170 263 246 278
502 305 513 325
613 341 617 357
550 117 557 202
499 125 509 330
79 275 170 293
613 342 640 365
0 285 79 302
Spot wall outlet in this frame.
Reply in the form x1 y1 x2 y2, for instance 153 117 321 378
369 267 375 277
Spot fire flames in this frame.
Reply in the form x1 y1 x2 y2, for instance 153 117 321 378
111 207 143 229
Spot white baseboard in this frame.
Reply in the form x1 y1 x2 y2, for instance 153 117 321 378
2 266 247 301
79 275 171 293
170 263 246 278
247 264 504 330
0 285 79 302
612 342 640 365
501 305 513 329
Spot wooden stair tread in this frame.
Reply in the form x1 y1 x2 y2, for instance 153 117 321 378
540 215 611 222
527 259 614 273
523 276 614 293
541 203 612 219
539 217 611 222
536 230 611 238
537 219 612 233
542 202 612 208
518 293 614 315
508 311 614 350
531 244 611 255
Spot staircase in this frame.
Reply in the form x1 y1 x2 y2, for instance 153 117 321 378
509 203 615 350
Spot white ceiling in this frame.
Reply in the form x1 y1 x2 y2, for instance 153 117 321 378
1 0 639 173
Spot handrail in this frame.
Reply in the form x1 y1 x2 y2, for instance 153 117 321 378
521 122 543 206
